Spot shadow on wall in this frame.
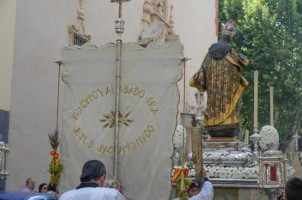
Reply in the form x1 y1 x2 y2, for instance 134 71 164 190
0 109 9 191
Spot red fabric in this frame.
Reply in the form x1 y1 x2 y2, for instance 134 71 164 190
270 164 277 181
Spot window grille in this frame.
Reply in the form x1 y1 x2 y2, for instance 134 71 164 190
73 34 87 46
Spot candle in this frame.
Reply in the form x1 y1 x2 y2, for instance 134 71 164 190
254 70 259 129
270 87 274 126
196 91 201 105
270 164 277 181
188 127 192 154
244 129 249 145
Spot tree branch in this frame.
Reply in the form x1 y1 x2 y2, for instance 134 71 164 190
283 110 302 152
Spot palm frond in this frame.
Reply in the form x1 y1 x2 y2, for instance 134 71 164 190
48 128 60 152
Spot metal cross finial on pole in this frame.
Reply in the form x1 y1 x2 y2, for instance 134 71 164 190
110 0 130 188
111 0 130 36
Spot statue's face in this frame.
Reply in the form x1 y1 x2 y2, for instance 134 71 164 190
226 24 236 37
221 21 236 37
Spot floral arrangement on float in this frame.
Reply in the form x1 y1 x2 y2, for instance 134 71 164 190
48 129 63 193
172 125 191 200
259 125 279 150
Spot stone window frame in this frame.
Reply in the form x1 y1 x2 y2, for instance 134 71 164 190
68 24 91 46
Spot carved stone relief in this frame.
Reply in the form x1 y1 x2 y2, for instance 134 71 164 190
68 0 91 46
138 0 180 47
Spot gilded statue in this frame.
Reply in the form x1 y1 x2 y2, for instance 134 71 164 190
189 20 250 137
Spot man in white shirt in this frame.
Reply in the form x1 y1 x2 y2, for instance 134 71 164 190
21 178 35 192
59 160 126 200
174 177 214 200
189 178 213 200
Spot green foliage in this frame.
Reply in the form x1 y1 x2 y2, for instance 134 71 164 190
48 160 63 187
219 0 302 150
175 178 192 200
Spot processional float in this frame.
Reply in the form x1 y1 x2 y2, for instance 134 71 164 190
173 68 293 200
175 21 294 200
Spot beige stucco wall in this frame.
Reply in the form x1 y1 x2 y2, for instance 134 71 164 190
7 0 216 192
174 0 217 116
0 0 16 111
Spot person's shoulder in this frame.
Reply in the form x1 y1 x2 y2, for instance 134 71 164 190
60 187 125 199
21 187 31 192
98 187 121 195
98 188 126 199
59 189 76 199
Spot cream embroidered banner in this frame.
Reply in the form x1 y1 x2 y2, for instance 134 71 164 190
60 43 183 200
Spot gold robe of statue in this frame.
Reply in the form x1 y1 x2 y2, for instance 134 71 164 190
190 47 249 128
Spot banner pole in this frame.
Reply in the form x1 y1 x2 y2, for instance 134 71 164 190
55 61 63 132
113 38 121 183
110 0 130 186
180 57 190 192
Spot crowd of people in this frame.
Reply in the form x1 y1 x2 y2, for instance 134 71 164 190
20 160 213 199
20 159 302 200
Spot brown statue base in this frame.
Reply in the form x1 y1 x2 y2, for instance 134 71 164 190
206 137 235 142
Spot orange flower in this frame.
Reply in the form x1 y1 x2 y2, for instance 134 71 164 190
50 151 59 165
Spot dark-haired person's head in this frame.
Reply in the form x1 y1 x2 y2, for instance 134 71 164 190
38 183 48 193
285 177 302 200
80 160 106 187
188 182 199 197
47 183 57 193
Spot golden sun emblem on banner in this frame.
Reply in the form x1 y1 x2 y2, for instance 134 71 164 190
100 111 134 128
